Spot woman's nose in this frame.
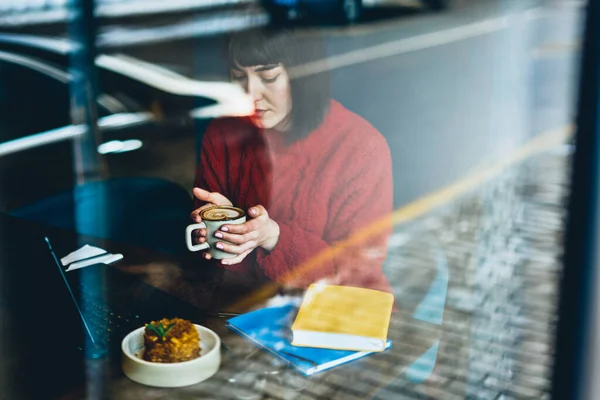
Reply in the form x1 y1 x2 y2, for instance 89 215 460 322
246 77 263 101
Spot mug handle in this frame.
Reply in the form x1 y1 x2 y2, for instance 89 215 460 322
186 222 210 252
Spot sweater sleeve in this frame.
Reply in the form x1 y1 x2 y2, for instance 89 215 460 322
193 123 226 210
255 139 393 292
192 121 253 274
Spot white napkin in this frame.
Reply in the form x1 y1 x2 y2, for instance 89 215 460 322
60 244 123 272
60 244 106 266
66 253 124 271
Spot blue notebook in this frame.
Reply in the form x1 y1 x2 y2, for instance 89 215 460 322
226 304 392 376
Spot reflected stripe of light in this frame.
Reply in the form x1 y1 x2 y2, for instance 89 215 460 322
97 10 268 48
0 112 153 157
0 125 86 157
289 16 511 79
96 0 253 19
97 93 128 114
0 9 68 27
0 33 74 54
0 50 70 82
0 37 254 118
97 111 154 131
97 54 254 118
96 54 232 95
98 139 142 154
0 0 254 27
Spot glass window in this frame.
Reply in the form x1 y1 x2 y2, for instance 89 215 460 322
0 0 591 399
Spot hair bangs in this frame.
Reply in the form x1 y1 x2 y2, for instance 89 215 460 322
227 30 293 68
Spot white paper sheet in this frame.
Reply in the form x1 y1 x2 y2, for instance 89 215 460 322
66 253 124 271
60 244 107 266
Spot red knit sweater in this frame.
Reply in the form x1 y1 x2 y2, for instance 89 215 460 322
193 100 393 292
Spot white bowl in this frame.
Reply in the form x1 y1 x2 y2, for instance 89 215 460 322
121 324 221 388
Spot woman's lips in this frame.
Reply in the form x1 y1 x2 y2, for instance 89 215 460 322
254 109 267 117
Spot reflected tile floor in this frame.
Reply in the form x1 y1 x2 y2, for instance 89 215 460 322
377 147 568 399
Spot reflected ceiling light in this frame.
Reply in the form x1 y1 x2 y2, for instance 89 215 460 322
98 112 154 130
98 139 142 154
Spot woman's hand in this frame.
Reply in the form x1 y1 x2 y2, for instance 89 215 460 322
190 188 232 258
215 205 280 265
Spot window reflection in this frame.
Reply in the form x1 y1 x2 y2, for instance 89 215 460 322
0 0 588 399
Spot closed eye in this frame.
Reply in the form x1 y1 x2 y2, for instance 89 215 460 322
261 74 280 84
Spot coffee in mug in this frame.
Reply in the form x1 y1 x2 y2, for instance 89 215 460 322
200 206 245 222
186 206 246 259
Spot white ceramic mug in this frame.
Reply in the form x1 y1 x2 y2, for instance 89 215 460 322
186 206 246 259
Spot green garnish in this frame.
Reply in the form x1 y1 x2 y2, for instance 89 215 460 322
146 322 176 341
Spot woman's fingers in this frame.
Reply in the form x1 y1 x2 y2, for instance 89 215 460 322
221 249 253 265
193 228 207 239
191 228 207 245
190 203 214 222
247 205 267 218
190 209 201 223
193 236 207 245
190 202 272 263
214 230 258 245
191 189 233 222
192 188 232 207
220 205 267 232
215 240 256 255
221 219 256 234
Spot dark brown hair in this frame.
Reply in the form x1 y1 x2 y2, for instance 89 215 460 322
226 28 330 142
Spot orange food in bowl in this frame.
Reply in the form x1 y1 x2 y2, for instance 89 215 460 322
143 318 200 363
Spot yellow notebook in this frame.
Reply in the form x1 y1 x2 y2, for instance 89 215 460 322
291 284 394 352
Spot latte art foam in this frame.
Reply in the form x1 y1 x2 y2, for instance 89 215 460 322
200 206 245 221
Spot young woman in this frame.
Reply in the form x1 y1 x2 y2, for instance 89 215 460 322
191 28 393 292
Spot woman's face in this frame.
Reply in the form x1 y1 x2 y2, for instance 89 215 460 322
231 63 292 130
